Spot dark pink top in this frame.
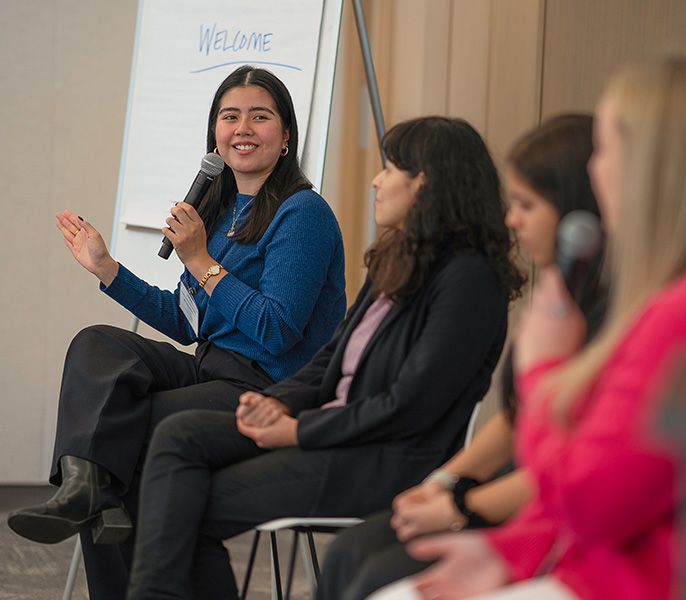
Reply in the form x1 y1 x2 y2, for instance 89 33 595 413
487 274 686 599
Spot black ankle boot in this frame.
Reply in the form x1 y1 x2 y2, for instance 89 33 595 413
7 456 132 545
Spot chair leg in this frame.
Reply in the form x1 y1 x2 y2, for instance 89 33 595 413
62 536 82 600
284 530 299 600
240 530 262 600
269 531 284 600
297 529 319 597
305 530 321 583
250 518 363 599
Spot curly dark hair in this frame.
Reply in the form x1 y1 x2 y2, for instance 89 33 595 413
365 116 525 302
198 65 312 242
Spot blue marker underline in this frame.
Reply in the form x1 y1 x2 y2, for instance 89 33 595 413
190 60 302 74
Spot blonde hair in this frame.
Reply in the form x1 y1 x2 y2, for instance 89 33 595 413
547 58 686 419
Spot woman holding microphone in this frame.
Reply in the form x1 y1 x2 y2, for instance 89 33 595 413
8 66 346 600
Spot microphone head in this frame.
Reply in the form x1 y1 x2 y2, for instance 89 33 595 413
200 152 225 177
557 210 602 262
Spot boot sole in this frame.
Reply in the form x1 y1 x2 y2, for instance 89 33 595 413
7 511 82 544
7 506 132 545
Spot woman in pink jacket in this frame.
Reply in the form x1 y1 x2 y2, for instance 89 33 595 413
370 58 686 600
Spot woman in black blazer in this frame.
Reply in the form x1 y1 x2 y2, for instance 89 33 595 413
126 116 525 600
315 114 607 600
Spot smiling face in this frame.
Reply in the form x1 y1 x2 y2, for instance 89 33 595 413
504 166 560 267
371 161 425 230
214 85 290 194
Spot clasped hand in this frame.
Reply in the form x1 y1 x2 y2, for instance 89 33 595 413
390 483 509 598
235 392 298 448
391 481 466 542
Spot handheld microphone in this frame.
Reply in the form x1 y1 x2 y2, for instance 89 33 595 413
158 152 225 259
555 210 603 299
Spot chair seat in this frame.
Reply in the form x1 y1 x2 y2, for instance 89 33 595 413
241 517 364 599
255 517 363 531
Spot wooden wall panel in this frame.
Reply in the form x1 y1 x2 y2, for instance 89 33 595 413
485 0 545 165
388 0 452 122
542 0 686 116
448 0 492 133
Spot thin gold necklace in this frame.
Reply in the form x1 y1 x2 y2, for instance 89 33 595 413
227 198 253 237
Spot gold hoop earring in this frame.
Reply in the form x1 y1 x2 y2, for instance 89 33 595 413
281 145 289 157
213 147 219 154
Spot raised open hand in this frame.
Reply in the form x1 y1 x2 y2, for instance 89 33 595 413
56 210 118 285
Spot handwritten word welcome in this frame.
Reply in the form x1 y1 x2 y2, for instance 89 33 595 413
199 24 273 55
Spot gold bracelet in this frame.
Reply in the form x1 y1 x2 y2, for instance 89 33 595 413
199 264 223 288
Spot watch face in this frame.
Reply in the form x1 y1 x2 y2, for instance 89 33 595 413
209 265 220 275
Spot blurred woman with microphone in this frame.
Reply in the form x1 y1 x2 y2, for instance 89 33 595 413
371 57 686 600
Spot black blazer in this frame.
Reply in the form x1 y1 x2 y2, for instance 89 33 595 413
264 252 508 511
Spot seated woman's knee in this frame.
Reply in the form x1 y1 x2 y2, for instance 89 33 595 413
148 410 213 456
69 324 119 349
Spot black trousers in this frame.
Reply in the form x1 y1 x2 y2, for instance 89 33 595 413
317 511 430 600
126 410 420 600
50 325 273 600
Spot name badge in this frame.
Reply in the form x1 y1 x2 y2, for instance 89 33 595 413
179 282 199 337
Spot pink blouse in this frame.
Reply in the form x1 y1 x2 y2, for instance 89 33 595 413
322 296 394 409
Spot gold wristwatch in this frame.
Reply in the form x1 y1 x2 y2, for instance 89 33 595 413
199 264 223 288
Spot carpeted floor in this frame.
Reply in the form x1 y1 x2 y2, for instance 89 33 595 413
0 487 330 599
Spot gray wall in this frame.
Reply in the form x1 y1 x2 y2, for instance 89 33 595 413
0 1 138 481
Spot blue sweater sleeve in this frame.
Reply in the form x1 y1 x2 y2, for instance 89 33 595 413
99 188 345 380
205 191 341 356
100 264 197 345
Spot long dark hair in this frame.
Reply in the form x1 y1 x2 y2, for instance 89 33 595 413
365 117 525 302
502 114 605 421
508 114 600 220
198 66 311 242
507 113 605 321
